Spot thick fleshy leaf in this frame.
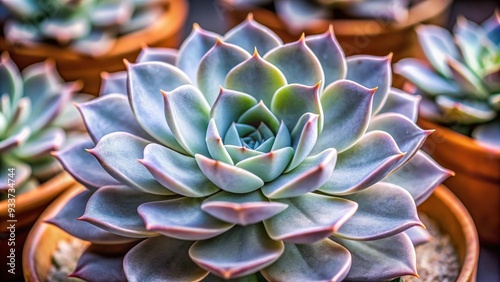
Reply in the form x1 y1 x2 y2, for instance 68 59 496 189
225 52 286 107
235 147 294 182
405 226 432 247
313 80 374 154
77 94 151 143
416 25 459 77
163 85 210 156
319 131 404 195
47 190 133 244
54 140 120 190
238 101 280 133
206 119 234 165
125 236 208 282
0 126 30 153
472 121 500 150
262 148 337 199
384 151 452 205
88 132 172 195
72 249 127 282
368 113 431 168
202 190 288 225
447 57 489 98
224 14 282 55
197 40 250 105
274 0 327 32
176 24 219 82
28 84 72 132
394 58 461 96
80 185 167 238
138 197 233 240
14 127 64 159
346 55 391 115
271 83 322 132
70 30 115 57
41 16 90 43
128 61 191 153
305 26 347 85
0 52 22 105
286 113 319 172
22 59 63 101
377 88 420 122
140 143 220 197
5 97 30 133
224 123 243 147
264 37 324 88
189 224 284 279
332 233 417 280
264 193 357 243
262 240 351 281
211 88 258 137
137 47 178 65
271 121 291 151
90 0 133 27
435 95 496 124
454 16 484 74
335 183 421 240
99 71 127 96
195 154 264 193
225 145 264 163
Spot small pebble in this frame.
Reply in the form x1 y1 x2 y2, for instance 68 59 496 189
48 238 87 282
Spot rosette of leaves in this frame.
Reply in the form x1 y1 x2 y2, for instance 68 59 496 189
0 0 167 56
395 12 500 150
50 16 452 281
0 52 89 199
222 0 410 32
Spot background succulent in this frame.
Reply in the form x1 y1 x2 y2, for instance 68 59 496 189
50 16 451 281
0 52 90 199
0 0 168 56
222 0 411 32
395 12 500 150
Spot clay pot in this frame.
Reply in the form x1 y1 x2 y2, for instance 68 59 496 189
419 118 500 245
0 172 76 282
219 0 451 62
0 0 188 95
23 185 478 281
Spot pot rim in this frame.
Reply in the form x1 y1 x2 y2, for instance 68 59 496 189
0 0 188 60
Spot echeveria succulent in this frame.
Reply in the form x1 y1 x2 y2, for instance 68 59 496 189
0 0 167 56
0 53 89 199
222 0 410 32
395 12 500 150
50 16 451 281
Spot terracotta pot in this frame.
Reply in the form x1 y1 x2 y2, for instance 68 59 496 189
0 0 188 95
0 172 76 282
23 185 478 281
219 0 451 62
418 118 500 245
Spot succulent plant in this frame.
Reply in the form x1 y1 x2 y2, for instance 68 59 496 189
0 0 167 56
50 16 452 281
395 12 500 150
222 0 410 32
0 53 89 199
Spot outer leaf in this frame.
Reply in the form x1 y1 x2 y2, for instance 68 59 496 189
377 88 420 122
14 128 64 159
346 55 391 115
128 61 191 153
28 84 72 132
472 121 500 150
189 224 284 279
138 197 233 240
77 94 151 143
162 85 211 156
262 240 351 282
88 132 172 195
225 52 287 107
332 233 418 281
319 131 404 195
313 80 375 154
140 143 220 197
125 236 208 282
335 183 421 240
416 25 459 77
0 127 30 154
195 154 264 193
80 185 166 238
197 40 251 105
264 193 357 243
435 95 496 124
224 14 282 55
72 249 127 282
0 49 23 104
137 47 178 65
447 57 489 98
202 190 288 225
99 71 127 96
305 26 347 85
262 148 337 199
264 37 324 88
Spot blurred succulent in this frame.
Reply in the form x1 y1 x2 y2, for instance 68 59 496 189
50 16 452 281
395 12 500 149
0 53 90 199
222 0 410 32
0 0 167 56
